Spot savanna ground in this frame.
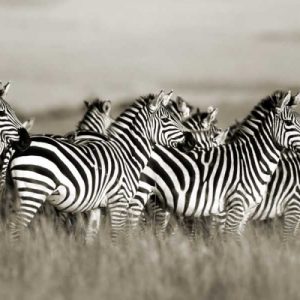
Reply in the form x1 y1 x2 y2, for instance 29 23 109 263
0 214 299 300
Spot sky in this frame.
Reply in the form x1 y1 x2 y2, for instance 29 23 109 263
1 0 300 122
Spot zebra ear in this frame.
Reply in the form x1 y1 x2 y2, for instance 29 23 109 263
214 128 229 145
162 90 173 106
207 106 218 123
102 100 111 116
22 118 35 132
292 92 300 107
0 82 10 98
176 96 190 119
276 91 291 113
149 90 165 111
84 100 90 108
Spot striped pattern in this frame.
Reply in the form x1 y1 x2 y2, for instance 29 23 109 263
129 91 300 241
140 108 227 236
246 150 300 243
7 91 192 242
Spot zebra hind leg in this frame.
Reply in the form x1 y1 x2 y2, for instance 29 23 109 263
9 195 46 242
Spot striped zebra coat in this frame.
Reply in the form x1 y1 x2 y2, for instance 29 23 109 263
141 108 228 236
7 91 195 241
77 99 220 240
239 148 300 243
0 99 113 224
129 91 300 241
212 108 300 243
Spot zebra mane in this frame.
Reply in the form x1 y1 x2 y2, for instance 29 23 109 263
183 109 217 131
77 98 109 131
107 94 155 136
230 90 293 139
84 98 106 110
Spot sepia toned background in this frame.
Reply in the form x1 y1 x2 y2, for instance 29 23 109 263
1 2 300 300
1 0 300 132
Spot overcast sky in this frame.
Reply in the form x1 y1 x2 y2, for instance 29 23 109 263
1 0 300 115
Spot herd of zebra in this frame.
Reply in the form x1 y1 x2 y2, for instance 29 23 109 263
0 81 300 245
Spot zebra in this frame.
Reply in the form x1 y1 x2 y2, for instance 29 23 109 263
76 98 217 240
251 150 300 243
79 98 220 240
0 99 114 223
6 90 195 242
219 109 300 243
141 107 228 236
128 91 300 242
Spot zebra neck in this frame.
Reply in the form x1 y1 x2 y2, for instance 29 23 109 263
107 104 153 172
233 113 282 176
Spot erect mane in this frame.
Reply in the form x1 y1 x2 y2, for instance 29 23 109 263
230 90 291 139
86 98 106 111
107 94 154 136
77 98 108 130
183 109 217 131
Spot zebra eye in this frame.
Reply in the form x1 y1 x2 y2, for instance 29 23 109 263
162 117 169 122
285 120 293 126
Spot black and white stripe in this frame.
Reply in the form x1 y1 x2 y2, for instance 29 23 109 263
129 91 300 241
7 91 194 242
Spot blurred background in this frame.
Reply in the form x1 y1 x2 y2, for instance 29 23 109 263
1 0 300 133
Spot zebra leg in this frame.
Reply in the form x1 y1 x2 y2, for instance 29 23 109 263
128 201 145 232
154 209 170 238
223 198 245 243
85 208 101 245
209 215 224 242
282 199 300 245
138 209 147 232
9 195 46 241
146 198 170 238
108 195 129 243
182 217 196 241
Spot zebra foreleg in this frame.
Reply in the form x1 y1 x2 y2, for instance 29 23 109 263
182 217 196 241
209 212 226 242
282 198 300 245
128 201 145 233
108 195 129 244
146 198 170 238
223 198 245 243
85 208 101 245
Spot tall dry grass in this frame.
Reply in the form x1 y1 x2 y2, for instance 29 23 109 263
0 217 298 300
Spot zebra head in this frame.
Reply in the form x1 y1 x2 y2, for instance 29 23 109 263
182 106 222 149
272 90 300 152
0 82 31 155
148 90 195 151
167 96 192 122
78 99 113 134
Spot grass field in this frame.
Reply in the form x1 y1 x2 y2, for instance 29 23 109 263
0 216 299 300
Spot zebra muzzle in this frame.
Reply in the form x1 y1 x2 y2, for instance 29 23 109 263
177 132 196 153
